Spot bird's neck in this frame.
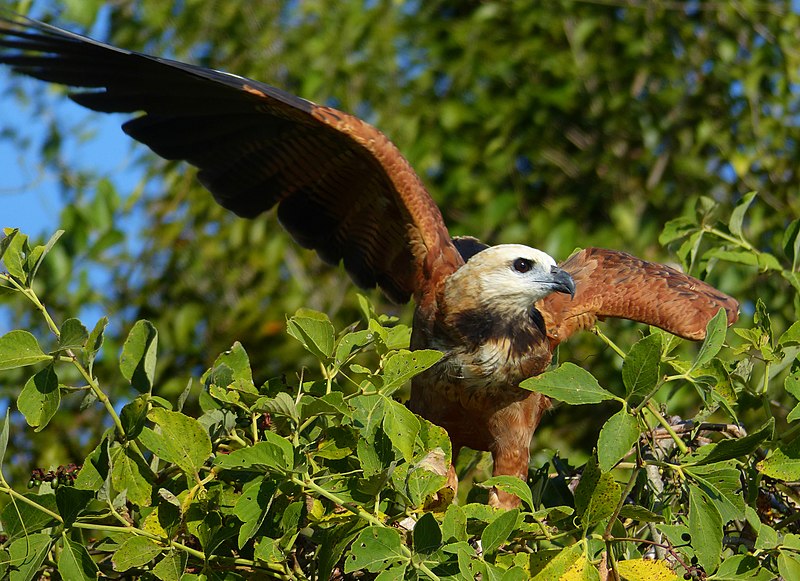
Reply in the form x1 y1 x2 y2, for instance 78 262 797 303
447 303 546 351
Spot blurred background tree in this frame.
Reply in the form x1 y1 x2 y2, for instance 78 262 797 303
1 0 797 483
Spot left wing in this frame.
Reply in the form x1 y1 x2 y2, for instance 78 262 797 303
538 247 739 345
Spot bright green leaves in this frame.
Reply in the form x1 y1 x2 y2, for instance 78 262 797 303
345 527 407 574
58 538 100 581
380 349 443 396
215 432 294 473
757 435 800 481
57 318 89 352
17 365 61 431
480 508 519 554
0 228 64 286
286 309 335 361
109 444 154 507
622 333 662 399
574 457 621 530
691 309 729 373
138 409 211 478
120 320 158 394
113 536 164 572
0 330 52 370
520 362 617 404
381 396 420 462
597 408 640 471
688 484 723 572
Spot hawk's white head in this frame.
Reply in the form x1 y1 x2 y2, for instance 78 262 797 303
445 244 575 313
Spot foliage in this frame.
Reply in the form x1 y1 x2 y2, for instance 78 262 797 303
1 194 800 579
2 0 797 484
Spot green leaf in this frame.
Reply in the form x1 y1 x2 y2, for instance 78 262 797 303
382 396 420 462
519 362 617 404
413 512 442 555
350 394 386 436
2 229 27 280
659 216 696 245
757 435 800 481
685 465 745 523
375 565 408 581
27 230 64 283
358 427 394 476
481 508 518 554
779 551 800 581
57 318 88 352
234 476 278 548
0 409 9 467
728 192 757 239
406 451 448 507
112 536 164 571
214 432 294 472
380 349 443 395
344 526 408 574
1 493 59 540
690 419 773 465
574 457 621 528
691 309 728 372
120 395 149 440
75 436 110 491
709 555 773 580
84 316 108 372
688 484 723 572
481 475 534 510
109 443 153 507
259 391 299 423
301 391 349 420
442 504 467 542
0 330 51 370
597 408 640 471
704 248 783 271
531 542 584 580
8 533 51 581
779 321 800 347
57 538 99 581
617 504 663 523
335 329 374 364
152 550 187 581
120 320 158 394
286 309 335 361
56 487 94 527
17 365 61 431
622 333 662 399
211 342 253 383
138 409 211 476
0 228 20 263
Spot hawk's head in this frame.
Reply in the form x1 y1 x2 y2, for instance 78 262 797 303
445 244 575 315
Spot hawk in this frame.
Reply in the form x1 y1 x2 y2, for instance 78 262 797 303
0 15 738 507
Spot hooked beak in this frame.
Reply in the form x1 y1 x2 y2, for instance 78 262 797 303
550 266 576 299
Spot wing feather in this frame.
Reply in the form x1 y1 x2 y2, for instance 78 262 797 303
0 15 462 303
538 247 739 344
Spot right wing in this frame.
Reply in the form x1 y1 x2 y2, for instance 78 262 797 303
0 14 464 304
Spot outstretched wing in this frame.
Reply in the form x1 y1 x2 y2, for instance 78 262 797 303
0 15 463 303
538 247 739 345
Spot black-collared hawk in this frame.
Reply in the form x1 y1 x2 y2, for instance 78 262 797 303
0 15 739 508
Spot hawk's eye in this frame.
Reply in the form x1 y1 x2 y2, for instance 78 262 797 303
513 258 533 273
